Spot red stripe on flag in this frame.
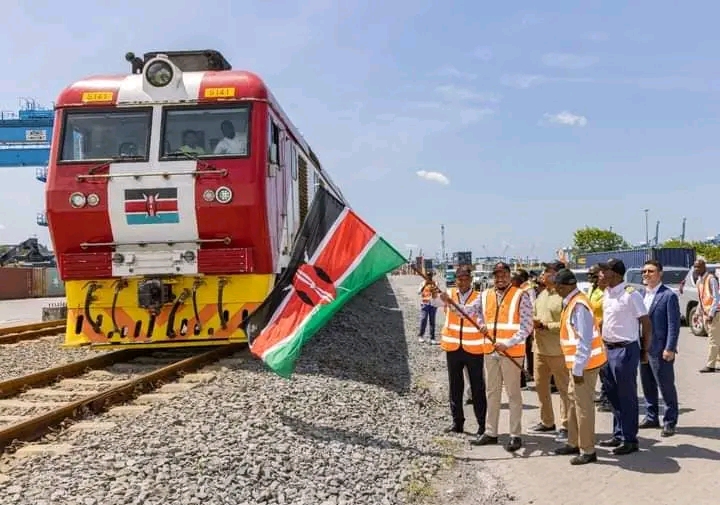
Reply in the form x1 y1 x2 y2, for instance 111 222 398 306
313 211 375 280
124 200 178 213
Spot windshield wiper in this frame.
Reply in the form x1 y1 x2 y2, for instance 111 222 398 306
165 150 217 170
87 155 144 175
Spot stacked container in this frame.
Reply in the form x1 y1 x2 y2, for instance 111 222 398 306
0 266 66 300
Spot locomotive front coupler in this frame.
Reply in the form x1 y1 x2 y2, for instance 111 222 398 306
137 277 176 314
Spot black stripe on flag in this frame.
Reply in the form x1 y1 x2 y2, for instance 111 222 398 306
124 188 178 201
241 185 346 342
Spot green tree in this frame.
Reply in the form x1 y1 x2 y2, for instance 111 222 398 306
663 239 720 262
573 227 629 253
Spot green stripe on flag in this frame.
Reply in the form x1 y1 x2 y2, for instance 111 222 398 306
263 237 406 378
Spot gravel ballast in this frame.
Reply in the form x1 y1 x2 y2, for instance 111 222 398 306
0 275 510 505
0 335 111 382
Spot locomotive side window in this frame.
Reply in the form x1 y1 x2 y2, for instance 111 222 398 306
161 106 250 158
59 110 152 162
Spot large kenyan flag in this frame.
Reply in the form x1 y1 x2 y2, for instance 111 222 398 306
242 185 406 378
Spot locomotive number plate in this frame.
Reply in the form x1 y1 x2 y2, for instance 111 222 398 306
204 87 236 98
81 91 114 102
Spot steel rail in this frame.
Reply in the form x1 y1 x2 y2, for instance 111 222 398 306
0 343 245 452
0 320 66 345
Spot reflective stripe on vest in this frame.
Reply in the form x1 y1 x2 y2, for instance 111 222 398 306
698 274 718 313
482 286 525 358
440 288 491 354
559 292 607 371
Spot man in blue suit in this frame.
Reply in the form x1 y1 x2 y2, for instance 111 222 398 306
638 259 681 437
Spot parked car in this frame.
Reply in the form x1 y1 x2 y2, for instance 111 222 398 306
445 269 456 288
678 264 719 336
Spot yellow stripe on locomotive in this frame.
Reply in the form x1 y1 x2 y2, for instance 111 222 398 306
63 273 274 349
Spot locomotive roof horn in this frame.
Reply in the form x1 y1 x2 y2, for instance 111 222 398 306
125 49 232 74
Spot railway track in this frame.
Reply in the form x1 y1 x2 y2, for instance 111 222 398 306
0 320 66 346
0 343 246 453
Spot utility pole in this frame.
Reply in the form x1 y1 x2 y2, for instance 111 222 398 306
644 209 649 247
681 217 687 243
440 224 446 268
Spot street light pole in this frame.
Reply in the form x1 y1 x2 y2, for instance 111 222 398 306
644 209 649 247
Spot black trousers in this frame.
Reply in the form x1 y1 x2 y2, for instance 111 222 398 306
447 349 487 432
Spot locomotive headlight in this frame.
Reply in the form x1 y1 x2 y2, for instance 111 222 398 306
86 193 100 207
182 250 196 262
202 189 216 202
215 186 233 204
69 192 86 208
112 253 125 264
145 60 173 87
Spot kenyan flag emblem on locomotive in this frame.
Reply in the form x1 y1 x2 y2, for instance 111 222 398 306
124 188 179 225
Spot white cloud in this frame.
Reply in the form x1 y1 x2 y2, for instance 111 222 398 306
416 170 450 185
541 53 599 69
434 65 476 80
500 74 594 89
542 111 588 127
474 47 493 61
435 84 501 103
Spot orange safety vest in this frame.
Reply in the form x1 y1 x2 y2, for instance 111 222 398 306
440 287 491 354
482 286 525 358
420 283 434 303
559 291 607 371
698 273 718 314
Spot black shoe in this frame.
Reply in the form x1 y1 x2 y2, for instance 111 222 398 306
612 442 639 455
570 452 598 465
555 429 569 442
528 422 556 433
639 418 660 429
553 444 580 455
444 424 464 434
598 437 622 448
661 425 676 437
699 366 717 373
597 402 612 412
470 434 498 446
505 436 522 452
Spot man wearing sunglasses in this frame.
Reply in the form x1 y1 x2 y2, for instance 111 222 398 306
638 260 680 437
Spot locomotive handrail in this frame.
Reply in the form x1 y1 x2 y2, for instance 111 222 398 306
79 237 231 249
76 169 228 181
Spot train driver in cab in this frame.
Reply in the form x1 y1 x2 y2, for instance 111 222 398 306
213 119 247 155
179 130 206 155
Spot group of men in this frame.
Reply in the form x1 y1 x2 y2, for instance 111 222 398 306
415 254 711 465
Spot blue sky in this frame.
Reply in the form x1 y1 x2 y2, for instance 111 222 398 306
2 0 720 261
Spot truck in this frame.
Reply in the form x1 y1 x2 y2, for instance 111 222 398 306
573 247 696 270
422 258 434 274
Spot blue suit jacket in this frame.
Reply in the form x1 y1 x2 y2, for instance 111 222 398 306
639 285 681 355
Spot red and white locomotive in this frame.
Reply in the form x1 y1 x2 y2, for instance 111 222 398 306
46 49 344 349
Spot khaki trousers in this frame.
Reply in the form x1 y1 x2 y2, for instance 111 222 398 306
706 314 720 368
567 367 599 454
485 354 524 437
534 354 570 430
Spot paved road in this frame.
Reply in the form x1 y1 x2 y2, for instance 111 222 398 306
451 326 720 504
0 297 63 327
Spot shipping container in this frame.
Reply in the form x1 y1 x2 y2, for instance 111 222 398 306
0 267 33 300
422 258 434 273
44 267 66 297
574 247 696 270
452 251 472 267
30 268 46 297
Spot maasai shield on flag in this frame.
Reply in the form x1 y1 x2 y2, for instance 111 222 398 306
242 185 406 378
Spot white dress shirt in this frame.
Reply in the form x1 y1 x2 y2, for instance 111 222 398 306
601 282 648 343
562 288 597 376
643 283 663 311
213 133 247 155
